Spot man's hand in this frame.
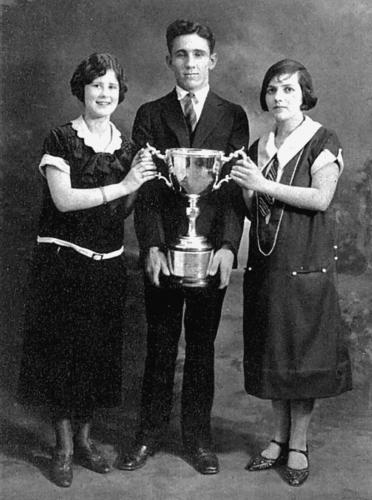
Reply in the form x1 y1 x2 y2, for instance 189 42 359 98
145 247 170 286
208 247 234 289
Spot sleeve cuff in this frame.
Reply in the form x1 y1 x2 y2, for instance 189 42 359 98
311 148 344 176
39 154 70 177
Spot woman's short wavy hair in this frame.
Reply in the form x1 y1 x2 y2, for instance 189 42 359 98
70 53 128 104
260 59 318 111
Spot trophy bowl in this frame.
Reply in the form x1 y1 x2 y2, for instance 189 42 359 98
146 145 244 287
160 147 229 195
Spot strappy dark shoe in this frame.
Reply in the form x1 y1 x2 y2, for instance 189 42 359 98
245 439 288 471
282 447 309 486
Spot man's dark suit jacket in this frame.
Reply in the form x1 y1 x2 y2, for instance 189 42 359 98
133 89 249 263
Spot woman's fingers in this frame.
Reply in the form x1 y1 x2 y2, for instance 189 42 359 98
134 158 156 171
231 165 252 178
135 159 157 183
231 159 265 191
137 147 153 162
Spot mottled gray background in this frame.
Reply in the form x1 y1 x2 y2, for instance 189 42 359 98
1 2 372 498
1 0 371 397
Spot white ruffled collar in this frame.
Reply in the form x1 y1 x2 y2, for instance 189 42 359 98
71 115 122 154
257 115 322 171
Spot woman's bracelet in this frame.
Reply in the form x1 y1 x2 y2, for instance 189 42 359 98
99 186 108 205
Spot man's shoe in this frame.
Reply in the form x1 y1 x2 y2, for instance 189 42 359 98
187 447 219 475
50 449 73 487
116 444 155 471
74 440 111 474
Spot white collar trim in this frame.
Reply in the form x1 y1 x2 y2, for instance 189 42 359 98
257 115 322 171
71 115 122 153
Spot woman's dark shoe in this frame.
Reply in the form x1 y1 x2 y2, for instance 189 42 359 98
50 449 73 487
246 439 288 471
74 440 111 474
282 447 309 487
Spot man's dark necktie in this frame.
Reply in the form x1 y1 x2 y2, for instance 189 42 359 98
258 155 279 217
183 93 197 133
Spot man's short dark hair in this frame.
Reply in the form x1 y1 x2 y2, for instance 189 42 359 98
166 19 215 54
260 59 318 111
70 52 128 104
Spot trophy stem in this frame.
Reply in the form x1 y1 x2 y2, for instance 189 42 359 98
186 194 200 238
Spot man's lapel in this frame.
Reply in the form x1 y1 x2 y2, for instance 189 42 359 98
192 91 223 148
162 89 191 147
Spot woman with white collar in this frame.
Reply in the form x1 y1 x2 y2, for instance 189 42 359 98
231 59 352 487
18 53 157 487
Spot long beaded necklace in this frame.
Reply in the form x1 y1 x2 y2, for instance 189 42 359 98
256 149 303 257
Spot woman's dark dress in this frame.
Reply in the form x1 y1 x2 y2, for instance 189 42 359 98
18 120 136 411
243 125 352 400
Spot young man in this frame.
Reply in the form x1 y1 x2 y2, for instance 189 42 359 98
118 19 249 475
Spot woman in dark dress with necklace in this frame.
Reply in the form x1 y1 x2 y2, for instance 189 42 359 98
18 53 157 487
231 59 352 486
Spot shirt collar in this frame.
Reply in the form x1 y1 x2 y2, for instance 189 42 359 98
257 115 322 171
176 84 210 104
71 115 122 154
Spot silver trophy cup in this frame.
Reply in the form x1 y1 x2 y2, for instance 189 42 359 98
146 144 245 287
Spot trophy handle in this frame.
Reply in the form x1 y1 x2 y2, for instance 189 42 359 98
220 146 246 164
213 147 246 190
144 142 166 161
157 172 173 188
145 143 173 188
213 175 231 190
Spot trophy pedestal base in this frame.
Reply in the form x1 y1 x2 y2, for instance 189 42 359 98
167 237 214 288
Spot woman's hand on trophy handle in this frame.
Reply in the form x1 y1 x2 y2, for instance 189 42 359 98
230 156 266 192
123 150 158 192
